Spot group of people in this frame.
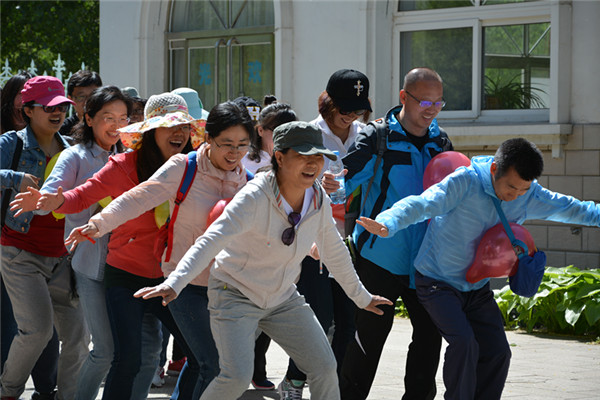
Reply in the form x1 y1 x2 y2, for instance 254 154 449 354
1 64 599 400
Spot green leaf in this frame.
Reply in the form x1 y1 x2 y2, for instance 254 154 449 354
565 303 586 327
584 301 600 326
575 283 600 299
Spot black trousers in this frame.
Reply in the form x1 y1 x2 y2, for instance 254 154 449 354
340 253 442 400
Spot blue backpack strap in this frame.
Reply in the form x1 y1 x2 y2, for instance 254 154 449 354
491 197 529 259
245 168 254 182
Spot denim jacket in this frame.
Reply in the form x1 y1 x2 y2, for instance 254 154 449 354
0 126 70 233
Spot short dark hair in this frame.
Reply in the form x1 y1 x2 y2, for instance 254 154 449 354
71 86 132 152
247 103 297 163
494 138 544 181
270 148 289 174
66 70 103 96
1 71 33 133
206 101 255 142
317 90 371 126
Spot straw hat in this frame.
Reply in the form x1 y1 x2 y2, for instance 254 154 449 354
118 92 206 150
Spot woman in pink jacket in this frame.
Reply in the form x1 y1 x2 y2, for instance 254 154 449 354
65 101 257 396
17 93 205 400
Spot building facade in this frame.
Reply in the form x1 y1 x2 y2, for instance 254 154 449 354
100 0 600 269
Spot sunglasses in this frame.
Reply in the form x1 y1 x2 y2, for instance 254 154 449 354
339 109 367 116
281 211 301 246
32 103 70 113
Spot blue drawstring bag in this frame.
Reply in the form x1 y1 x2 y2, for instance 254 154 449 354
492 197 546 297
509 250 546 297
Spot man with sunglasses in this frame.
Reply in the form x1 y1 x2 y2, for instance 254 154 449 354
0 76 88 400
340 67 452 400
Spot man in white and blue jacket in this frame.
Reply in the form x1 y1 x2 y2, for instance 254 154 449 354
340 68 451 400
358 138 600 400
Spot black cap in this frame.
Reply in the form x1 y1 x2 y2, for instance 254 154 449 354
325 69 372 112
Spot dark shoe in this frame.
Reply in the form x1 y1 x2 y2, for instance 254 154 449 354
251 378 276 390
31 390 57 400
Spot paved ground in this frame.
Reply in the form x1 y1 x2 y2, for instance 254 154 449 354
21 317 600 399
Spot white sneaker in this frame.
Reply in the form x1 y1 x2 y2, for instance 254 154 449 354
277 378 305 400
151 366 165 388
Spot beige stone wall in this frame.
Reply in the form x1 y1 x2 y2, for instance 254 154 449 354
457 124 600 270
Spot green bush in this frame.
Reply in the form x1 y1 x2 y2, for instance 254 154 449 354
494 266 600 337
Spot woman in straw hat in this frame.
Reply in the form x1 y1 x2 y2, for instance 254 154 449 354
11 92 205 400
122 121 391 400
64 101 255 397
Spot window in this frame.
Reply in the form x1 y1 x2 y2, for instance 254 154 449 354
167 0 274 110
394 0 556 122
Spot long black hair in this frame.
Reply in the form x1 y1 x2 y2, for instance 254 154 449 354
247 103 297 162
71 85 131 153
136 129 194 183
1 71 33 134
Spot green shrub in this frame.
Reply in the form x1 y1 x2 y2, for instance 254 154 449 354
494 266 600 337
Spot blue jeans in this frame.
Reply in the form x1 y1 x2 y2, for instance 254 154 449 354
169 285 219 398
102 285 200 400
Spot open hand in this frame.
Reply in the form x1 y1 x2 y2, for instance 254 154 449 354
36 186 65 212
356 217 389 237
64 223 99 252
364 295 394 316
134 284 178 306
10 186 42 217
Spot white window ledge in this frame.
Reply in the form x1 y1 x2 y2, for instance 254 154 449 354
443 124 572 158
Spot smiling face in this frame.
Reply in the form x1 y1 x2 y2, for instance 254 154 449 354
399 80 444 137
155 124 191 159
24 103 68 137
329 108 360 137
86 100 129 151
207 125 251 171
491 163 532 202
275 149 325 190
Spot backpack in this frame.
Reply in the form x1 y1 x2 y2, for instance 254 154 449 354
343 118 388 237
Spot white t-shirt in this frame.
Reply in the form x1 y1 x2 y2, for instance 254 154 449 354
242 150 271 174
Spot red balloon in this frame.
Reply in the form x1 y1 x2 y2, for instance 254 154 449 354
423 151 471 191
206 198 233 227
465 223 535 283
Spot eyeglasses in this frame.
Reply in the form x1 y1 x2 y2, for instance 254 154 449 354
32 103 70 113
73 95 89 103
102 116 130 126
339 109 367 116
281 211 301 246
404 90 446 109
213 140 250 152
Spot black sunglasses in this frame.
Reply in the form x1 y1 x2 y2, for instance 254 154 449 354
281 211 301 246
339 109 367 116
32 103 70 113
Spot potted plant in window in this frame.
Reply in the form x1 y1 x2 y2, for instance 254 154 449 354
484 74 546 110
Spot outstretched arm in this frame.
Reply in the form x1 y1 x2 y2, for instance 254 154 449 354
356 216 389 237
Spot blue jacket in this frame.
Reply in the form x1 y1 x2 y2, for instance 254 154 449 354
377 155 600 292
343 105 452 279
0 126 70 233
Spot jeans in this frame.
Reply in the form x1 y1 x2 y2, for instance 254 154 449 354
0 246 88 400
169 284 219 398
415 272 511 400
201 277 338 400
102 284 200 400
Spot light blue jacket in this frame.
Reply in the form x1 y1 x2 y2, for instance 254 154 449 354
376 155 600 292
0 127 70 233
39 142 115 281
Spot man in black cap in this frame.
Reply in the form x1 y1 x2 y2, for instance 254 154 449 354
340 67 452 400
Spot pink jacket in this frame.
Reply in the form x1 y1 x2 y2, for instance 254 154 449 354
57 151 163 279
90 144 248 286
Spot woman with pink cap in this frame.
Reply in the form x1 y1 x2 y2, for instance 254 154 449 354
0 76 88 400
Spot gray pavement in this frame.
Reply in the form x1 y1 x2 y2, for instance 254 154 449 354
21 317 600 399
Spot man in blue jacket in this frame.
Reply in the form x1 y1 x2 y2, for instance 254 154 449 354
340 67 451 400
358 138 600 400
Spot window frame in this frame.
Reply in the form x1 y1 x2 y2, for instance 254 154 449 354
392 1 566 124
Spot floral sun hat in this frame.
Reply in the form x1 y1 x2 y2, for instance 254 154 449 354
118 92 206 150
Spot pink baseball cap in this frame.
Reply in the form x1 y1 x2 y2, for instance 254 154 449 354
21 76 75 107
